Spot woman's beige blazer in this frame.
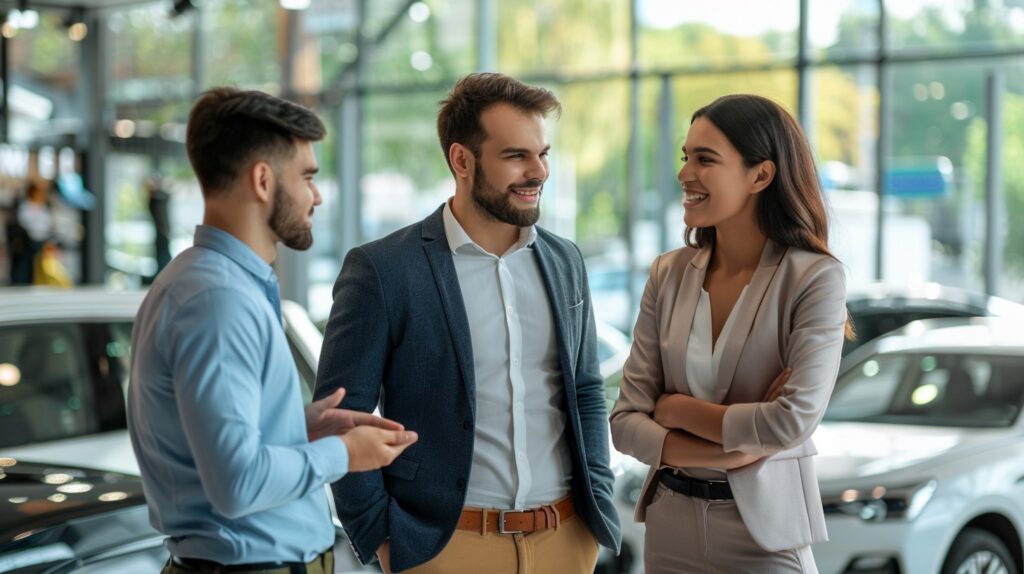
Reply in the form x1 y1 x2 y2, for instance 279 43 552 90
609 240 847 552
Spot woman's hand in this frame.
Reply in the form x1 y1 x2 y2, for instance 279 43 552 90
653 393 684 427
761 368 792 402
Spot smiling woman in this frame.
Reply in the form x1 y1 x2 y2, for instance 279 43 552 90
610 94 850 574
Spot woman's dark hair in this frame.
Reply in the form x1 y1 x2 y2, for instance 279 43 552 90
687 94 854 339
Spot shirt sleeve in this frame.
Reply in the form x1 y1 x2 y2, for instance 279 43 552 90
166 288 348 519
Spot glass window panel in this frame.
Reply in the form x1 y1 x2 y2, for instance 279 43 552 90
109 5 194 102
638 0 799 67
361 89 453 243
884 61 987 292
808 65 879 288
969 61 1024 301
202 0 281 90
807 0 880 60
362 0 475 88
495 0 631 75
888 0 1024 54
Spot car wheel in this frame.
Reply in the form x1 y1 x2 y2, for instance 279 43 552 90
941 527 1016 574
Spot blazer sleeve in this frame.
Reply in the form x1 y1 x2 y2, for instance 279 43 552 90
609 255 671 468
721 257 847 457
314 246 391 564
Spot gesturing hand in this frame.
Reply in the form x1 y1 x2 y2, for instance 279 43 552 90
762 368 793 402
305 388 405 442
342 426 418 472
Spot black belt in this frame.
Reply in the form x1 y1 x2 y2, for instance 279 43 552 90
658 469 734 501
170 549 331 574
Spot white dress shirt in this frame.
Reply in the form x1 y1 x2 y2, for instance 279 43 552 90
442 201 572 509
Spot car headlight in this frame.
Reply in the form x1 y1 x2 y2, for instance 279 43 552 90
822 480 937 522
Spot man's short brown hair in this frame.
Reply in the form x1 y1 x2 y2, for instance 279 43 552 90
186 87 326 197
436 73 561 174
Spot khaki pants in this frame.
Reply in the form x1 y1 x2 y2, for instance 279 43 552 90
161 549 334 574
644 483 818 574
401 513 599 574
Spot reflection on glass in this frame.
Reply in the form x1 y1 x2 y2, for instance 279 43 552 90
43 473 73 485
57 482 94 494
99 491 129 502
0 363 20 387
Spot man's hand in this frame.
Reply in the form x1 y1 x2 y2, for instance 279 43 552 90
761 368 793 402
377 540 391 574
342 426 418 472
305 388 404 442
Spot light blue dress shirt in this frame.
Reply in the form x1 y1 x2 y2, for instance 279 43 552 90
127 225 347 564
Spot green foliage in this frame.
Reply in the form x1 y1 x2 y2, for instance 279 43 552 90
964 94 1024 272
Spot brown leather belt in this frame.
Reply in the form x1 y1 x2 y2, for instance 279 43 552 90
456 496 575 535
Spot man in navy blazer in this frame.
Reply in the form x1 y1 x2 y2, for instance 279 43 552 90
315 73 621 573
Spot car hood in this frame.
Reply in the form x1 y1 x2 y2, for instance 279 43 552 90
813 422 1014 491
0 458 145 546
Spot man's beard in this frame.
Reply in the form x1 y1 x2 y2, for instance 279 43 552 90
470 162 543 228
269 182 314 251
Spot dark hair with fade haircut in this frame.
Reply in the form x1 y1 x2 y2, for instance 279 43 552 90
436 73 561 175
186 87 326 197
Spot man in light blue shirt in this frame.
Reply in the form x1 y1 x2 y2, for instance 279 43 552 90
127 87 417 574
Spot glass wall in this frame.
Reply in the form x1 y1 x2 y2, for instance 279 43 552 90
6 0 1023 319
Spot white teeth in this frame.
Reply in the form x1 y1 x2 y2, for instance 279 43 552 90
685 192 708 202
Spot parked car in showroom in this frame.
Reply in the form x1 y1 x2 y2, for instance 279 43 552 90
814 317 1024 574
0 287 638 574
843 282 1024 356
0 287 364 572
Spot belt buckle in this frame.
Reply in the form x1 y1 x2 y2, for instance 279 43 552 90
706 479 731 502
498 509 526 534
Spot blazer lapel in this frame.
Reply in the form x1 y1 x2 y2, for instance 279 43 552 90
532 237 574 382
715 240 786 400
421 208 477 413
664 247 710 396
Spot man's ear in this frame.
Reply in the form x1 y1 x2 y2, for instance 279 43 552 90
750 160 776 195
249 161 275 204
449 143 475 180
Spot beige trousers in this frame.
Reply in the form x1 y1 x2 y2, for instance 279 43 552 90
643 482 819 574
400 513 599 574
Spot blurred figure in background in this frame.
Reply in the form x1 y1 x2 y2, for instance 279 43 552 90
145 172 172 278
10 182 53 285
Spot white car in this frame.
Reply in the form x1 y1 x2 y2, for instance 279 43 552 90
814 317 1024 574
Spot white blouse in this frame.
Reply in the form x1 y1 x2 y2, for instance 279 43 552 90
681 285 748 476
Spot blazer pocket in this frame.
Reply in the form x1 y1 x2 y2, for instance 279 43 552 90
382 455 419 481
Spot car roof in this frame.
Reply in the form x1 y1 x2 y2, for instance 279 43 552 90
846 282 1024 317
855 316 1024 356
0 287 145 324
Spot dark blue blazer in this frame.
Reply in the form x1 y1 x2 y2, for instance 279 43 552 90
314 205 621 572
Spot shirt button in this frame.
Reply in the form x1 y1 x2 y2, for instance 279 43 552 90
512 358 520 366
462 420 472 431
517 452 526 461
506 305 514 313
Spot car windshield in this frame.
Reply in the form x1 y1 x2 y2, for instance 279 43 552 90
824 352 1024 428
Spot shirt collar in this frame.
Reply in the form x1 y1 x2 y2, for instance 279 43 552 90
442 199 537 256
193 225 277 285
